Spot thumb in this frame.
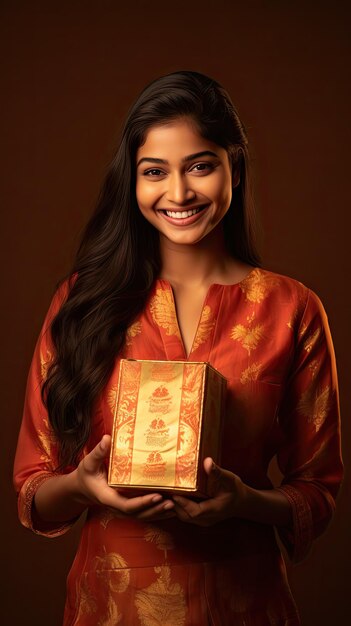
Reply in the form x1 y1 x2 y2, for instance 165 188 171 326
204 457 234 495
83 434 112 473
203 457 223 477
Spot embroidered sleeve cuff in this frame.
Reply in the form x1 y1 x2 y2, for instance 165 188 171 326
275 484 313 563
17 471 77 538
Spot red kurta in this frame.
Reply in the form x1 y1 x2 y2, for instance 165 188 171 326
13 268 343 625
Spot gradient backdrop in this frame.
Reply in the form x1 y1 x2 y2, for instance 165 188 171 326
1 1 350 624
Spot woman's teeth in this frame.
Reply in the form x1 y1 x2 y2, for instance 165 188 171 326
165 206 204 218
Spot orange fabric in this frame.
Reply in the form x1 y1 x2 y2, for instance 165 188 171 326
13 268 343 625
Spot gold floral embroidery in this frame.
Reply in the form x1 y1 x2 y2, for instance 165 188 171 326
37 417 56 464
191 304 215 352
126 320 142 346
98 596 122 626
149 289 181 337
75 572 97 621
240 269 280 303
94 552 130 594
303 328 321 353
144 525 175 559
99 509 117 529
230 314 265 355
40 348 52 381
76 552 129 625
298 385 331 431
135 565 186 625
240 362 263 384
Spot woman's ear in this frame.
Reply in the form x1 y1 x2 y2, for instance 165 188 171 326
229 145 242 189
232 168 240 189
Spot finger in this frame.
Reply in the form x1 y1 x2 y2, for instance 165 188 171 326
172 495 205 519
204 458 236 495
117 492 167 515
82 435 112 473
136 499 175 520
203 457 215 475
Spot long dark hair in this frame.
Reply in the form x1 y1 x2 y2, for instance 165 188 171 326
42 70 261 468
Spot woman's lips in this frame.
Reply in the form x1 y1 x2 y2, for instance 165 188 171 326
158 204 210 226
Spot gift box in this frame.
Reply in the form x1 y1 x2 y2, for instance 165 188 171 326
108 359 227 497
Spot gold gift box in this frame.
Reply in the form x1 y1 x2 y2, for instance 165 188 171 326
108 359 227 497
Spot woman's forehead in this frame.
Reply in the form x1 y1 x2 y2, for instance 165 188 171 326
136 119 225 162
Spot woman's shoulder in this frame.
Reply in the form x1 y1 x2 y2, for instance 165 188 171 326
241 267 327 321
241 266 308 299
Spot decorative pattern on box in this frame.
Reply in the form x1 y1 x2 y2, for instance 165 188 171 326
108 359 227 496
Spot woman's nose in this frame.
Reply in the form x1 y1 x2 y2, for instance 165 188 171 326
166 172 195 204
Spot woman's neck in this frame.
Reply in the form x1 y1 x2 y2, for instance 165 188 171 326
158 226 251 289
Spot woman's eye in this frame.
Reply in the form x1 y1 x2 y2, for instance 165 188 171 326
191 163 213 173
144 168 164 176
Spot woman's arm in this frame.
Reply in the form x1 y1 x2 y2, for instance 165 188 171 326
14 284 175 536
172 457 292 527
173 289 343 563
33 435 174 523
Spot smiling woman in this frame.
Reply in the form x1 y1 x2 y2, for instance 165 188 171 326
136 120 234 243
13 71 343 625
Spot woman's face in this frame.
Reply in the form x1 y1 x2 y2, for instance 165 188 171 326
135 118 236 246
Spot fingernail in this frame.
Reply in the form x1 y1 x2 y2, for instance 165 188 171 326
152 495 162 503
163 502 174 510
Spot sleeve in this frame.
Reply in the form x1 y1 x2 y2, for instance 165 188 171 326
13 279 77 537
275 288 343 563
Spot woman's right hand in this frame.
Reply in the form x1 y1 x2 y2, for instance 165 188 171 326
73 434 175 521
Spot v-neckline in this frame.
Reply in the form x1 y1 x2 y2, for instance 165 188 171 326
158 279 218 360
155 268 258 361
155 267 259 361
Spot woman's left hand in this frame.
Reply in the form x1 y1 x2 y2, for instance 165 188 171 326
172 458 246 527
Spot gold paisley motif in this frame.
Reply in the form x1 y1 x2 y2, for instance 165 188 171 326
240 362 263 384
144 525 175 559
240 269 280 303
93 552 130 594
40 348 52 381
303 328 321 353
149 289 181 337
135 565 186 626
191 304 215 352
297 385 331 431
230 318 265 354
126 320 142 346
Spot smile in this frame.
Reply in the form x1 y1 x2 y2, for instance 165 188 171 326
157 204 209 226
163 206 205 219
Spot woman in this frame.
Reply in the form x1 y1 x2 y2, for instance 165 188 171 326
14 71 343 625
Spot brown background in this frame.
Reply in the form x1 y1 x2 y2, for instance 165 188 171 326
1 1 350 624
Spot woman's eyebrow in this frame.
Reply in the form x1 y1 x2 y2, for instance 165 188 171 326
136 150 219 168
